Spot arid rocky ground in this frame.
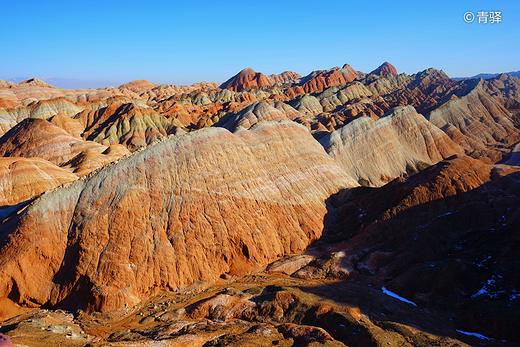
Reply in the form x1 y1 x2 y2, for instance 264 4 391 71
1 62 519 346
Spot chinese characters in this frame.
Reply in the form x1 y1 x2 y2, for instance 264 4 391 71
463 11 501 23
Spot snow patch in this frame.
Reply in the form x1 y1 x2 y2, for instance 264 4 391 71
456 329 493 341
382 287 417 306
471 286 489 298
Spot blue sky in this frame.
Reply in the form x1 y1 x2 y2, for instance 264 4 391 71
2 0 519 88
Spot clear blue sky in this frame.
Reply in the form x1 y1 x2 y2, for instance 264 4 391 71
2 0 519 88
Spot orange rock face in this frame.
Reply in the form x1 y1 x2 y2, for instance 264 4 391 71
18 78 56 88
0 97 84 136
0 121 357 312
0 157 77 206
427 79 520 162
0 98 19 108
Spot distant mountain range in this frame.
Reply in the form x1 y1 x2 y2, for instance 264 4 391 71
5 76 116 89
453 70 520 80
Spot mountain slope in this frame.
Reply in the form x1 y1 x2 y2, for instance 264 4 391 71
0 118 107 166
0 157 78 207
320 106 464 186
0 121 357 312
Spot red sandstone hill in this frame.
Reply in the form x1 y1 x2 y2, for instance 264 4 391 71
219 68 302 93
267 71 302 84
369 62 398 77
296 64 358 94
220 67 271 92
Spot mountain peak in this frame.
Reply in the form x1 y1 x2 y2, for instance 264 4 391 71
220 67 269 92
369 62 398 77
239 67 256 75
19 78 56 88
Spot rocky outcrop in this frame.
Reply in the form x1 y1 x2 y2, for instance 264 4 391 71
362 73 412 96
318 82 373 112
0 85 71 103
0 79 136 104
0 275 474 347
118 80 220 102
329 155 520 342
0 157 77 207
0 99 19 108
290 95 324 116
320 106 464 186
273 101 306 120
482 73 520 110
0 121 357 312
75 102 181 150
0 80 16 88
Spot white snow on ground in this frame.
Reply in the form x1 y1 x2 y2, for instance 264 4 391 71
382 287 417 306
414 211 455 230
456 329 493 341
471 286 489 298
